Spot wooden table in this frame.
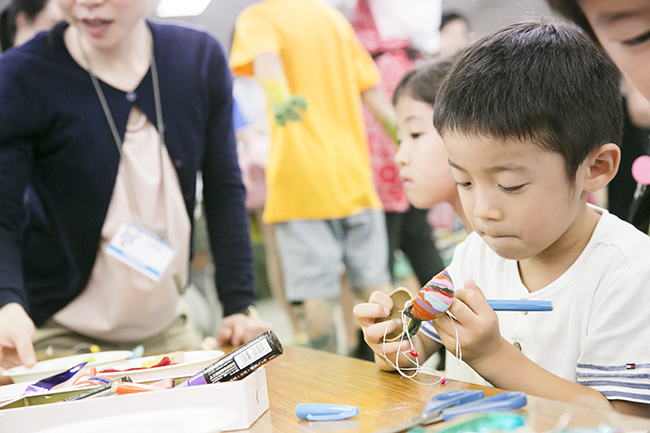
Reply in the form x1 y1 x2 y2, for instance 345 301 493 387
242 345 650 432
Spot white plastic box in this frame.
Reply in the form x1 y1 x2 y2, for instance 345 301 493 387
0 366 268 432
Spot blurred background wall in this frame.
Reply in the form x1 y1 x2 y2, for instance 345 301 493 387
0 0 555 55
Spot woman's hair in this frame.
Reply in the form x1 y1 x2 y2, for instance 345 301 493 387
392 57 456 107
0 0 49 52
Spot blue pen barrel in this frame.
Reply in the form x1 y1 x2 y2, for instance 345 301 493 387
487 300 553 311
295 403 359 421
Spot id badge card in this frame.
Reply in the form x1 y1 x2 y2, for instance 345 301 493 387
106 221 175 281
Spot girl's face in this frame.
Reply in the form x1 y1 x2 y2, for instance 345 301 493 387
394 95 457 209
56 0 149 49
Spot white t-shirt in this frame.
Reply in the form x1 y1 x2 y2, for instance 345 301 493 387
421 206 650 404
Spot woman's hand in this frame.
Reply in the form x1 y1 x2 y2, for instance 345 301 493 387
217 313 273 347
0 303 36 384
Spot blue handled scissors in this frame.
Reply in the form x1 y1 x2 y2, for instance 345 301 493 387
374 390 527 433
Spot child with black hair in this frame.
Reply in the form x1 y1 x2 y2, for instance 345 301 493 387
391 58 461 221
355 21 650 417
0 0 61 52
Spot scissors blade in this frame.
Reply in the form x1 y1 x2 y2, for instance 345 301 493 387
373 410 446 433
374 390 485 433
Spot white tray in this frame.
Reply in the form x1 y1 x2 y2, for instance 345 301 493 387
0 367 268 432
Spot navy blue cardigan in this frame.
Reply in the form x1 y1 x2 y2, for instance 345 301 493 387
0 21 254 327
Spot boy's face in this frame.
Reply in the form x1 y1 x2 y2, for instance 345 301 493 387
444 134 586 261
580 0 650 101
394 95 457 209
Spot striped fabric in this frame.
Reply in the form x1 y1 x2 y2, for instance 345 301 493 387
420 321 442 344
577 363 650 403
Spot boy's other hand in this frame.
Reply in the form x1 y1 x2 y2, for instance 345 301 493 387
0 303 36 384
353 291 410 369
432 278 507 368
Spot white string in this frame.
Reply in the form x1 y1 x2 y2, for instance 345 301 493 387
378 307 464 384
378 309 445 386
446 311 462 366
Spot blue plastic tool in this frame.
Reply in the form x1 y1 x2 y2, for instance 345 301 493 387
487 300 552 312
440 392 527 421
422 390 485 414
295 403 360 421
375 391 527 433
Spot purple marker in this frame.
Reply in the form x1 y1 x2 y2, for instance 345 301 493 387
176 330 283 388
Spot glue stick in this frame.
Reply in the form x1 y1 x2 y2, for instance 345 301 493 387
175 330 283 388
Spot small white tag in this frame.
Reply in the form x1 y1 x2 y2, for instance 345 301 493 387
106 221 175 281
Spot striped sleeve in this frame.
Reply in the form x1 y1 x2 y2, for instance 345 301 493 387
420 321 442 344
576 363 650 403
576 259 650 404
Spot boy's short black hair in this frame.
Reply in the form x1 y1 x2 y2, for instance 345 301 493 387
393 58 455 107
433 21 623 182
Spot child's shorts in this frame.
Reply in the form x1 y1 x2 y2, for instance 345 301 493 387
274 208 391 301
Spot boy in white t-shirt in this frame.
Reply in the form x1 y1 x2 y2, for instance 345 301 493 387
354 21 650 417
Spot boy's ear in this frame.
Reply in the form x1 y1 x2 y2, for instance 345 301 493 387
583 143 621 193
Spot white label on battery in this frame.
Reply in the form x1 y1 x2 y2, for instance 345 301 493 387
234 339 272 369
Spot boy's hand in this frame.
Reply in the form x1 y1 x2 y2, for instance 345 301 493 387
0 303 36 384
353 291 411 370
258 76 308 126
432 278 507 368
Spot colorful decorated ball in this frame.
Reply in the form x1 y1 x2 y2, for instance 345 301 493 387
404 270 455 321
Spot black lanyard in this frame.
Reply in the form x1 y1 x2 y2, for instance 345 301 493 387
77 27 170 241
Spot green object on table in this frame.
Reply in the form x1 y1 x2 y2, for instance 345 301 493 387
429 412 526 433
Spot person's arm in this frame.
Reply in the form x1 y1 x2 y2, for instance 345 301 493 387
201 37 271 346
432 280 619 411
354 291 440 371
361 87 398 143
0 61 40 377
253 52 307 126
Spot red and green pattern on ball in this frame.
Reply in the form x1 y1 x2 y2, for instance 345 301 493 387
404 270 455 321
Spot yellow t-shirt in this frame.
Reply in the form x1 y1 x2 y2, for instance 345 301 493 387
230 0 382 223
